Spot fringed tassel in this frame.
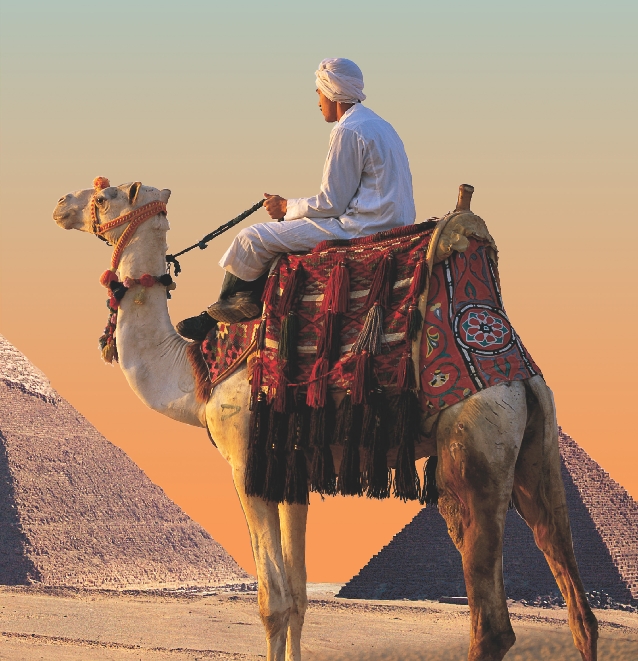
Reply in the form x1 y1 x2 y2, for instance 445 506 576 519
336 397 362 496
364 253 396 309
257 318 267 350
245 394 269 497
321 260 350 314
362 392 392 499
309 403 336 495
279 311 299 368
284 409 310 505
263 408 287 502
352 303 384 356
351 351 372 405
273 369 290 414
396 352 416 391
306 357 329 408
406 304 423 341
393 391 421 501
421 455 439 506
250 359 263 410
277 265 304 317
262 270 280 309
316 312 341 363
406 253 427 302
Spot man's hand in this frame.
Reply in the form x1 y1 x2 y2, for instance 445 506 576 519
264 193 287 220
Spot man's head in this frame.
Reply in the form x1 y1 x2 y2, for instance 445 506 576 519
315 58 365 123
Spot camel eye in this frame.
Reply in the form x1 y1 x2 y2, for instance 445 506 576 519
96 196 105 204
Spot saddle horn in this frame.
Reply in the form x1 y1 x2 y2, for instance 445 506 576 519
455 184 474 212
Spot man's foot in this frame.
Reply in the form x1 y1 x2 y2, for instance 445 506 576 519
207 291 262 324
176 311 216 342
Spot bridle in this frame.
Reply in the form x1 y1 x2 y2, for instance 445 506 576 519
89 177 167 273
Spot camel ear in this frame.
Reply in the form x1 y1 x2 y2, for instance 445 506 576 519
128 182 142 205
160 188 171 203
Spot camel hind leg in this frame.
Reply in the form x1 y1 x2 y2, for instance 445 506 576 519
513 375 598 661
436 381 527 661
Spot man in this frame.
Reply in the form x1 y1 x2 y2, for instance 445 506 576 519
177 57 416 341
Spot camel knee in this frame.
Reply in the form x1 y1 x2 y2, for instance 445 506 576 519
260 603 292 641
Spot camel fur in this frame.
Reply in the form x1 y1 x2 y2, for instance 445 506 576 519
53 182 598 661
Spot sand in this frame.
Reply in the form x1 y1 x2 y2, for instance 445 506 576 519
0 584 636 660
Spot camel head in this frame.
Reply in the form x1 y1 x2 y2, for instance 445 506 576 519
53 180 171 235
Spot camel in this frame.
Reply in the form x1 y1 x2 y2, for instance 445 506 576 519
53 180 598 661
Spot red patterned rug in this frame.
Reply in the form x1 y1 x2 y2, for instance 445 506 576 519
192 220 539 505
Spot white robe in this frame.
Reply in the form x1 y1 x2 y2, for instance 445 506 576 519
220 104 416 281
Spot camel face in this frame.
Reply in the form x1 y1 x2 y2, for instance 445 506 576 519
52 182 171 233
52 187 94 230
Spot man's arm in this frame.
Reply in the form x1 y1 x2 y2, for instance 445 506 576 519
263 128 364 221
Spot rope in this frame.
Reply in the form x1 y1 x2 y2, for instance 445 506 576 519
166 199 265 276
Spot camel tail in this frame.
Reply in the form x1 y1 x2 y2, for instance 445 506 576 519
186 342 212 403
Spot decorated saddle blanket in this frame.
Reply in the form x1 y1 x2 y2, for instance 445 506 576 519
194 219 539 506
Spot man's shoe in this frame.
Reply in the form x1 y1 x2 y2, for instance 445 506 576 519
176 311 216 341
207 291 262 324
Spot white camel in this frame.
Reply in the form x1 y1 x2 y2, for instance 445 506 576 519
53 181 598 661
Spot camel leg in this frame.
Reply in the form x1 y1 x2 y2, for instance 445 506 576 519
436 382 527 661
232 469 292 661
278 502 308 661
512 377 597 661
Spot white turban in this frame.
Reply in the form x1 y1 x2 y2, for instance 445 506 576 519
315 58 366 104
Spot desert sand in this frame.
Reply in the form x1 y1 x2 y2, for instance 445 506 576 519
0 584 636 660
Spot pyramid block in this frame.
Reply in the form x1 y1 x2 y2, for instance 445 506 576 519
339 430 638 604
0 334 249 588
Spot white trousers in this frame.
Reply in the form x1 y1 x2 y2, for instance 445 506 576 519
219 218 368 281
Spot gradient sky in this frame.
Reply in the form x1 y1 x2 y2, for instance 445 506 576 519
1 0 636 581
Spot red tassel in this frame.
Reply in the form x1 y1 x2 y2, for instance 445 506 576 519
250 359 263 410
277 265 304 316
108 296 119 309
407 255 427 302
364 253 396 309
306 357 329 408
321 260 350 314
351 351 372 405
273 370 289 413
100 269 118 287
397 352 416 391
316 312 340 361
262 270 279 309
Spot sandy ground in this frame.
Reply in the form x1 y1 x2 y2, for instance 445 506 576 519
0 584 636 661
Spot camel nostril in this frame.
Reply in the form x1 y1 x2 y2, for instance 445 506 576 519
58 196 67 204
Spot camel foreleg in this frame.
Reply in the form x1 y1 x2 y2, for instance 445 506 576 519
278 502 308 661
233 469 293 661
513 377 597 661
436 382 527 661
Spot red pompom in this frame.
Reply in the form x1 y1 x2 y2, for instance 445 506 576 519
100 269 118 287
139 274 155 288
108 296 119 310
93 176 110 191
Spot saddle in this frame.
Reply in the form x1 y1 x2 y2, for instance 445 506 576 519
189 211 539 505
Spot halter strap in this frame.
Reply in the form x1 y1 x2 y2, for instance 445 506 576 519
92 199 167 271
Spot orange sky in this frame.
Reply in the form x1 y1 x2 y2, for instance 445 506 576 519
1 2 636 581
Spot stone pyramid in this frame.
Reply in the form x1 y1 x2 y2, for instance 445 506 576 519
339 430 638 604
0 334 250 588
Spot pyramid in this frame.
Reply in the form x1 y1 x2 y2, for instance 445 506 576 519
339 430 638 604
0 334 250 588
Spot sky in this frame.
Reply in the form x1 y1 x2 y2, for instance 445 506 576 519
1 0 636 582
